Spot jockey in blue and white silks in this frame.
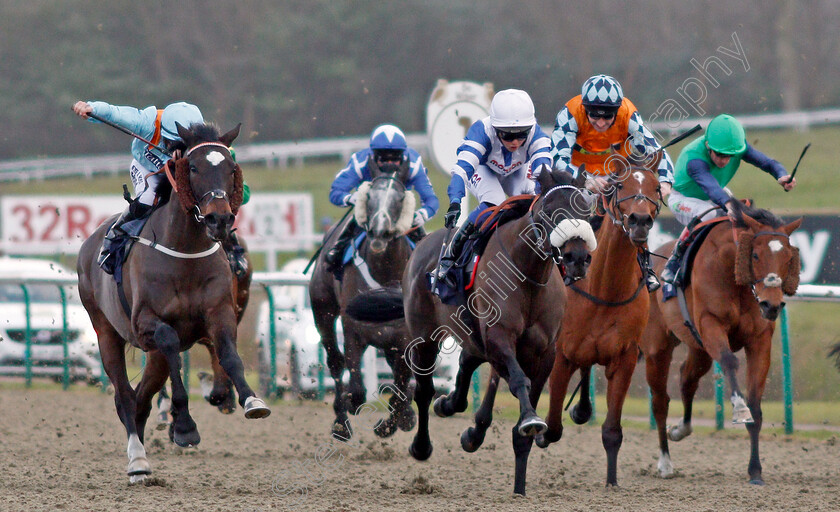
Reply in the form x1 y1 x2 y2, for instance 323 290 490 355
435 89 551 284
324 124 439 268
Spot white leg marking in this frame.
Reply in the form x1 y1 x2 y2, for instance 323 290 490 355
731 393 755 424
667 418 693 441
657 451 675 478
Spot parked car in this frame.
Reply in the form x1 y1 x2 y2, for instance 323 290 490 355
256 259 459 399
0 257 101 383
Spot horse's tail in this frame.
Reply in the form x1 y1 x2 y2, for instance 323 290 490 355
345 286 405 322
828 341 840 371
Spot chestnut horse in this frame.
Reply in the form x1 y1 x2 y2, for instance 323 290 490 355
348 169 595 495
77 122 270 483
309 164 417 441
641 204 801 485
535 157 663 487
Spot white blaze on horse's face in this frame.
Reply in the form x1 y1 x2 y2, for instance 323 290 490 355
767 240 784 253
206 151 225 166
633 171 645 186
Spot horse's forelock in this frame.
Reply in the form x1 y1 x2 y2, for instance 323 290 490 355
185 123 222 146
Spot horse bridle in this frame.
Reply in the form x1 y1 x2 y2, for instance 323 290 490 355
744 230 792 302
601 168 661 234
184 142 234 225
360 174 406 232
529 184 586 283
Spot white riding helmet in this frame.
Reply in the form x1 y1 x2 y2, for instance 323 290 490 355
160 102 204 142
489 89 536 130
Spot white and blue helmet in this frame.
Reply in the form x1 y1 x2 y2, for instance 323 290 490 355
160 102 204 142
369 124 408 152
581 75 623 112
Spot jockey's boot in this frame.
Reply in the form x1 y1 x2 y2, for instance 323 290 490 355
637 248 661 292
224 231 249 277
97 201 150 272
407 226 427 244
435 221 476 286
661 241 688 286
661 227 691 285
324 218 358 270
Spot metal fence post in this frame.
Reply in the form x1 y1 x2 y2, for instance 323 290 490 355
714 361 724 430
588 367 597 425
21 284 32 388
780 307 794 434
59 286 70 390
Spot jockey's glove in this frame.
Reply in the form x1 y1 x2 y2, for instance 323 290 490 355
412 209 429 227
444 202 461 228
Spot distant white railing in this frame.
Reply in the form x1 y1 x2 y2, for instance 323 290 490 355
2 108 839 182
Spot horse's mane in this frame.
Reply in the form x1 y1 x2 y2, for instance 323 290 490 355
733 202 785 229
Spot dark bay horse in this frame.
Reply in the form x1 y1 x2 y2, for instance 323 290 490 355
309 165 418 440
357 169 595 496
156 243 252 430
641 204 801 484
77 122 270 483
535 157 663 487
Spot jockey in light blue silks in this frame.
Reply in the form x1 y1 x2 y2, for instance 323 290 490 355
324 124 439 269
434 89 552 284
72 100 249 276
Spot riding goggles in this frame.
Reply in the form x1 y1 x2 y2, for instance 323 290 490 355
374 149 404 163
585 109 617 120
496 128 530 142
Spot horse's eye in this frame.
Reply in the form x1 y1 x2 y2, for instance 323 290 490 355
752 252 759 261
190 165 198 174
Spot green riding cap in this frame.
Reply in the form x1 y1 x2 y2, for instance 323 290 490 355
705 114 746 155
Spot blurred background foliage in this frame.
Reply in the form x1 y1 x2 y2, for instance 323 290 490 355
1 0 837 159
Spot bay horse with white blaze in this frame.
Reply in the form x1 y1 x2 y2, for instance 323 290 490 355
77 122 270 483
536 155 663 487
640 203 801 484
309 161 418 440
348 169 595 495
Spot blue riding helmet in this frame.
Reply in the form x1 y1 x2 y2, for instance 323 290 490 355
369 124 408 152
160 102 204 142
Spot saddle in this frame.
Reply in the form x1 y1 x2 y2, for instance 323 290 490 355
106 210 154 279
332 231 416 283
429 195 537 306
661 216 730 302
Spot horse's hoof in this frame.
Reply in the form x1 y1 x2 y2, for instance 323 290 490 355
129 473 148 485
396 408 417 432
217 402 236 415
570 403 592 425
518 416 548 437
332 421 352 441
657 454 675 479
409 441 433 461
667 421 693 442
460 427 484 453
749 477 765 486
173 428 201 448
127 457 151 478
433 396 451 418
155 411 169 430
732 410 755 424
374 418 398 438
244 396 271 419
535 429 561 448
